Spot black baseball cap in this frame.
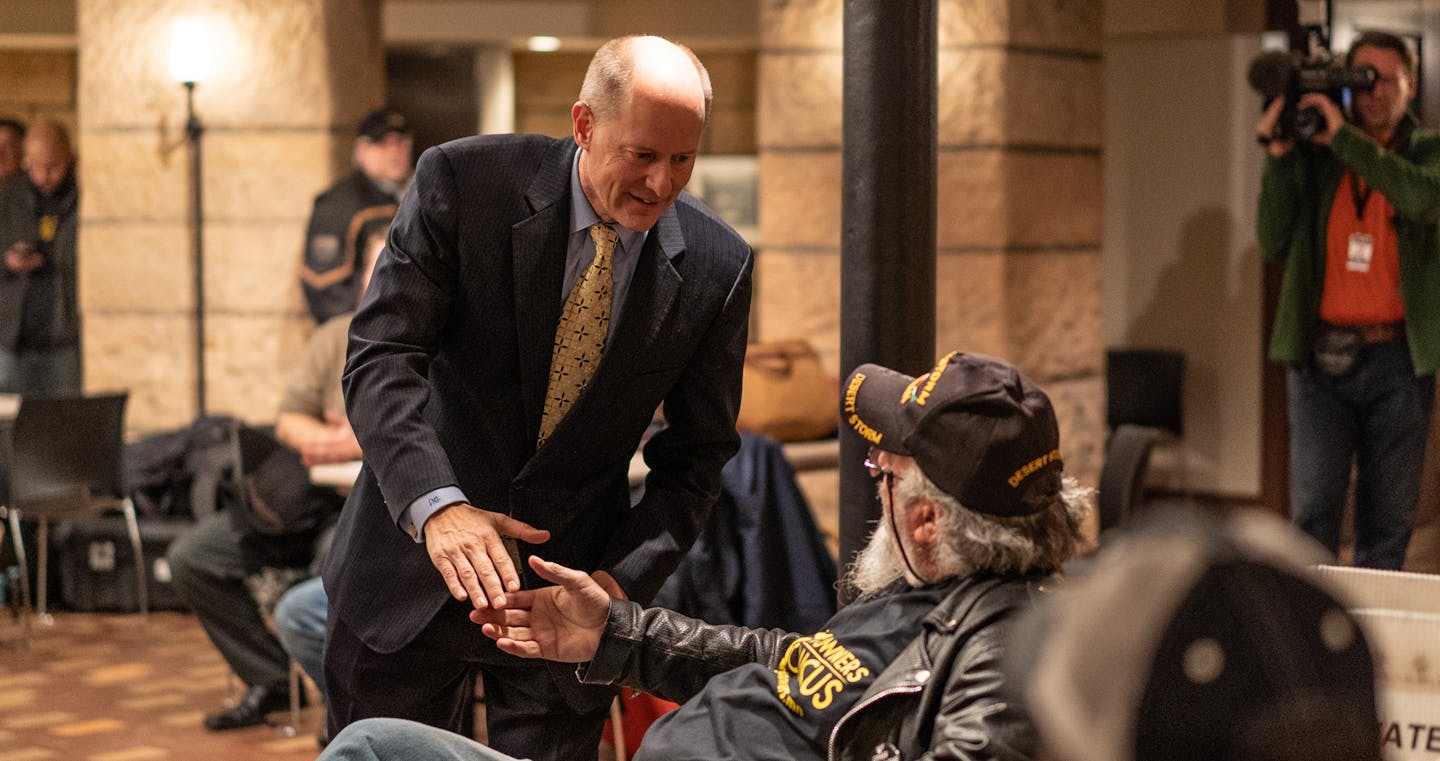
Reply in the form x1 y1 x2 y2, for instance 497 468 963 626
357 107 411 141
1014 508 1379 761
841 351 1062 517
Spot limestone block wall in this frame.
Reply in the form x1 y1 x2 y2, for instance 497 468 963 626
513 46 756 155
758 0 1105 485
0 49 76 128
77 0 383 432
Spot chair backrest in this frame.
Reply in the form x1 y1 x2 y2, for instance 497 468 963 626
1097 423 1160 534
9 392 129 508
1106 348 1184 437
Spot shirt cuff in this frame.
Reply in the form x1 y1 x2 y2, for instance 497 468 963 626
402 486 469 542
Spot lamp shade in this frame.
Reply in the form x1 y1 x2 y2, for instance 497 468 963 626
168 18 211 83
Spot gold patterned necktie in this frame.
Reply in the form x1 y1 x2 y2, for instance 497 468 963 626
539 222 618 445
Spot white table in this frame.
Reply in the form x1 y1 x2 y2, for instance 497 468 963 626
309 460 363 489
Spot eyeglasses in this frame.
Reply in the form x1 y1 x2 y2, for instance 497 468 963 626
862 446 892 483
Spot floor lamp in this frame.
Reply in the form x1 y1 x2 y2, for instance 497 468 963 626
170 19 210 417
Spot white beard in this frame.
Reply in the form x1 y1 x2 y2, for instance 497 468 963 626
841 519 908 597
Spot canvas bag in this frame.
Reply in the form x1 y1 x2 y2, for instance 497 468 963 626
736 340 838 441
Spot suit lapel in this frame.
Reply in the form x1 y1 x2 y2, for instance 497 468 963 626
532 202 687 457
600 207 684 373
514 138 577 446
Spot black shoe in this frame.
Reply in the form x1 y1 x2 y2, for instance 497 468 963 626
203 686 296 731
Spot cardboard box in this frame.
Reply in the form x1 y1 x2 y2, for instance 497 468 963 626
1352 609 1440 760
1312 565 1440 615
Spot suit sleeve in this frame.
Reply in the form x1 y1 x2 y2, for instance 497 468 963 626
602 244 754 605
342 146 463 526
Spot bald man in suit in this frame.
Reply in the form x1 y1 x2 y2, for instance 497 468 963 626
323 35 753 761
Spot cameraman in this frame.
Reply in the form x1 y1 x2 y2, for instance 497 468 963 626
1257 30 1440 570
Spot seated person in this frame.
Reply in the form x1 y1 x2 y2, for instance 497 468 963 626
1013 508 1379 761
317 351 1093 761
274 574 327 701
167 235 379 731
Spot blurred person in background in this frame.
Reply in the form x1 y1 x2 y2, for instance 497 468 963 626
0 117 81 394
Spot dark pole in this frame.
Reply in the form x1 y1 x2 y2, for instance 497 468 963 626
184 80 206 418
839 0 937 600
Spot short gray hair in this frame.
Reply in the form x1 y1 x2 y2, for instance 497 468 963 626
578 35 713 126
894 467 1091 577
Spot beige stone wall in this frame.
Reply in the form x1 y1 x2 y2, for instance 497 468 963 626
757 0 1105 487
513 46 755 155
77 0 383 432
0 49 76 129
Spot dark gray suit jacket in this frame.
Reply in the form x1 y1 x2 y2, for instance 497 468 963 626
325 134 753 657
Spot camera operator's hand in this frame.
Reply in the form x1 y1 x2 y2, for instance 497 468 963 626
1297 93 1344 145
1257 98 1293 157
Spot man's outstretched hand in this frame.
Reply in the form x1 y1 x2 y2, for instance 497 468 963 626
472 555 612 663
424 504 550 610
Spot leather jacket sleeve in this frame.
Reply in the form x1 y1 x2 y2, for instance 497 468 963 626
578 599 802 705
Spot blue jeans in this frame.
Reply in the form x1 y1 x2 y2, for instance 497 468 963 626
274 575 329 697
320 717 528 761
0 344 81 394
1287 338 1435 569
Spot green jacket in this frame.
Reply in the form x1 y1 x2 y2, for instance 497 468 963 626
1257 113 1440 375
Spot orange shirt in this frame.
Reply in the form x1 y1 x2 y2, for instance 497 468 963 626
1321 169 1406 325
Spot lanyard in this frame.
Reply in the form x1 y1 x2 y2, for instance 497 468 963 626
1349 171 1374 222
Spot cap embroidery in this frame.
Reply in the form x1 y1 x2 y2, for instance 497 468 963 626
844 372 883 444
911 351 959 406
901 376 925 405
1007 449 1061 488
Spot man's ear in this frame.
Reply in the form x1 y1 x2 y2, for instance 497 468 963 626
572 102 594 149
909 499 941 547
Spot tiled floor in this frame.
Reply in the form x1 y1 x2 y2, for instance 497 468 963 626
0 611 325 761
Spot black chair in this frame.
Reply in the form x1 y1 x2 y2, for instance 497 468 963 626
1097 424 1161 533
0 392 147 637
1100 349 1186 534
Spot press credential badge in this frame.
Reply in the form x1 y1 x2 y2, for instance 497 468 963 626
1347 232 1374 272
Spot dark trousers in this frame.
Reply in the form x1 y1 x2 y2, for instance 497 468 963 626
1287 338 1435 569
166 512 292 691
325 597 612 761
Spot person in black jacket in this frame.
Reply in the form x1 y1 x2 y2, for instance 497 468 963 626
299 107 412 323
316 352 1093 761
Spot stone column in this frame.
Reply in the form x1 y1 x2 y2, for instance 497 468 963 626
758 0 1104 484
77 0 383 431
936 1 1105 481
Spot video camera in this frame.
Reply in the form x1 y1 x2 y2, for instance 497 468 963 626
1248 26 1377 144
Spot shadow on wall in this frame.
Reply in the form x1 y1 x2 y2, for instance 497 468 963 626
1124 206 1263 488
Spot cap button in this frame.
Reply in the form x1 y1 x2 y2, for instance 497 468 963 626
914 669 931 684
